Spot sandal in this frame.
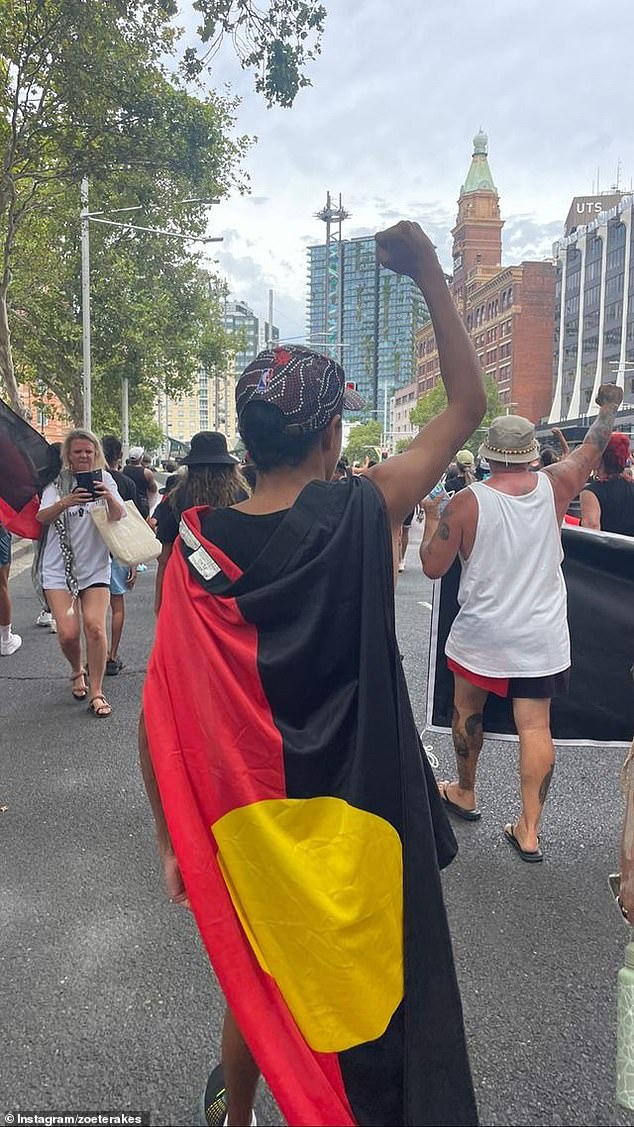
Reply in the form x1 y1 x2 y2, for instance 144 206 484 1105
70 669 88 701
88 694 112 718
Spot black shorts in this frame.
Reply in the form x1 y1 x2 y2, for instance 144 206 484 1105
402 509 415 528
509 669 570 699
448 657 570 700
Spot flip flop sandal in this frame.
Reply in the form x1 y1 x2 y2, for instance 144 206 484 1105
70 669 88 700
504 824 543 863
88 695 112 718
439 781 482 822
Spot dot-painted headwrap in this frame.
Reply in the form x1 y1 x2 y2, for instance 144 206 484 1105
236 346 364 435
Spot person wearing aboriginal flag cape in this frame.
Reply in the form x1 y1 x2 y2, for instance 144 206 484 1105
140 222 486 1127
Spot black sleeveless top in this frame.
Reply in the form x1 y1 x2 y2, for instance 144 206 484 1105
585 477 634 536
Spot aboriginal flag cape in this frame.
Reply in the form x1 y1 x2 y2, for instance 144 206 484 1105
0 396 59 537
144 475 478 1127
427 525 634 747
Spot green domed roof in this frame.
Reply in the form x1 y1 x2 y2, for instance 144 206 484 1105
461 129 497 195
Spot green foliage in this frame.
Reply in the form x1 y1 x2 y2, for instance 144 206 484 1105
409 382 448 431
0 0 250 419
343 420 383 465
186 0 326 107
0 0 326 424
395 437 411 454
409 374 503 453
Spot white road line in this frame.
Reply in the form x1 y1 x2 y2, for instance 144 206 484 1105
10 547 34 579
418 600 433 610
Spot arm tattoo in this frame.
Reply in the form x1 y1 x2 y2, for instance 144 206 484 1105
437 520 450 541
538 763 554 806
585 407 617 454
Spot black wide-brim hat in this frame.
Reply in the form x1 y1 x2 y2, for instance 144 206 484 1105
180 431 238 466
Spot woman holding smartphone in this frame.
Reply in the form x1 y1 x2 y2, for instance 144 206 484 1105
36 429 125 717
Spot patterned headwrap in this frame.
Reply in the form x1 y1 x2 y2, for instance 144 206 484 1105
236 346 364 435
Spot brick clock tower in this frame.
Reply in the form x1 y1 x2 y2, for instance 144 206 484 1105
415 131 556 422
451 130 504 314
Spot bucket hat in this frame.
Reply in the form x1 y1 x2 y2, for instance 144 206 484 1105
478 416 540 464
180 432 238 466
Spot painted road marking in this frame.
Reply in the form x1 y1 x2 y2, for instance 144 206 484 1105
11 545 34 579
418 601 433 610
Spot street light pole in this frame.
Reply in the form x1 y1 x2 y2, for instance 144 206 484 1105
80 178 92 430
121 377 129 458
79 180 222 437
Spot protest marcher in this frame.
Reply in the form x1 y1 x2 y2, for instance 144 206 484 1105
102 436 139 674
397 505 417 572
580 432 634 536
0 522 21 656
153 432 249 614
420 386 624 862
36 430 125 716
539 427 569 469
445 449 476 494
123 446 157 519
140 221 485 1127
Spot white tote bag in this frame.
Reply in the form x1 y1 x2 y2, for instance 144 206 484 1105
90 500 161 566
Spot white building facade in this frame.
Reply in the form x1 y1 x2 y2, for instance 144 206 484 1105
549 193 634 423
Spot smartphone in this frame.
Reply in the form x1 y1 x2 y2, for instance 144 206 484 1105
75 469 102 500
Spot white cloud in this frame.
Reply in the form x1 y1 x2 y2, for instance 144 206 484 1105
179 0 634 337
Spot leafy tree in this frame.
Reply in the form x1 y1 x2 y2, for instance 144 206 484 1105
0 0 249 416
395 437 411 454
186 0 326 108
410 374 503 454
1 0 327 421
344 420 383 465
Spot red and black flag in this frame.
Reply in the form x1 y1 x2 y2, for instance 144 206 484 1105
143 475 478 1126
427 525 634 747
0 397 60 538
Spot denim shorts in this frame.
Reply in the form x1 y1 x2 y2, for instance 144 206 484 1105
0 525 11 567
109 559 130 596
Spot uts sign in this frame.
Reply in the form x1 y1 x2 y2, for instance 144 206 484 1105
565 193 623 235
577 200 604 215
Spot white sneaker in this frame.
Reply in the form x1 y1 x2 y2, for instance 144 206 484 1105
36 610 53 627
398 561 405 572
50 619 57 633
0 632 22 656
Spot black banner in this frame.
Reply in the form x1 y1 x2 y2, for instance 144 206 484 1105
427 526 634 746
0 396 59 512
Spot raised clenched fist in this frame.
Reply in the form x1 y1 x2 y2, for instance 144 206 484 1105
595 384 624 408
375 221 440 281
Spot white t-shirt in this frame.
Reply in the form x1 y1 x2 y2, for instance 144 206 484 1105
39 470 124 590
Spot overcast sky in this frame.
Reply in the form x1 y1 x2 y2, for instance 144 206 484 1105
181 0 634 342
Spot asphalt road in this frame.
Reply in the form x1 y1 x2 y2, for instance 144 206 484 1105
1 524 632 1127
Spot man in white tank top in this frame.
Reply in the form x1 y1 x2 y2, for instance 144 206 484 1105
420 385 623 862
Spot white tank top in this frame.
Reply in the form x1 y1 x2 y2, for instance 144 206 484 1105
445 473 570 677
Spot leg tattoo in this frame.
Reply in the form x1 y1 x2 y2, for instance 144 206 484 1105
465 712 483 742
452 710 483 759
452 707 470 759
452 708 485 792
538 763 555 806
